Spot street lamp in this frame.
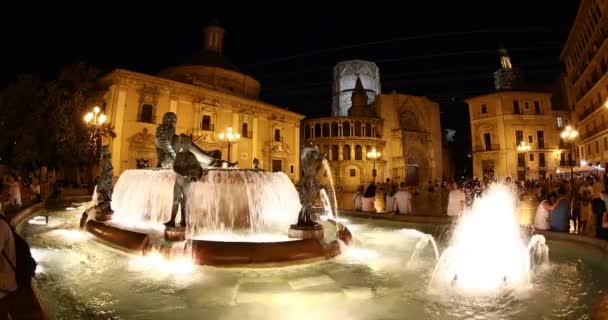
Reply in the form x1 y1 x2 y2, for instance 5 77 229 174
560 125 578 182
218 126 240 162
367 148 381 183
84 106 108 154
516 141 531 181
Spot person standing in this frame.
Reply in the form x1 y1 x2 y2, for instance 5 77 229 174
3 174 21 214
0 211 18 318
446 182 466 216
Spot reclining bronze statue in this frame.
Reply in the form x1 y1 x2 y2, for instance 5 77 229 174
156 112 236 169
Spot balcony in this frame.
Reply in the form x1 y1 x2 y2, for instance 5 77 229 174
473 144 500 152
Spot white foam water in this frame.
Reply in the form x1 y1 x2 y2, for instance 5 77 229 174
428 183 549 295
111 169 302 238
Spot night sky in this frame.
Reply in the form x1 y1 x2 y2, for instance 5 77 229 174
0 4 578 134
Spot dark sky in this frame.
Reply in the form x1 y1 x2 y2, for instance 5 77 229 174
0 3 579 133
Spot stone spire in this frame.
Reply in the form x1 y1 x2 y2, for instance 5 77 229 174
493 44 525 91
351 76 368 109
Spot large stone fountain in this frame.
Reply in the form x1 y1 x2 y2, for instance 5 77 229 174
81 112 351 266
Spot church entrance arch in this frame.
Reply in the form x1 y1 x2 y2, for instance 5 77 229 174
404 151 428 187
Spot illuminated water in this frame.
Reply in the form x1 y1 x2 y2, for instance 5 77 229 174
429 183 549 295
22 208 608 319
111 169 301 238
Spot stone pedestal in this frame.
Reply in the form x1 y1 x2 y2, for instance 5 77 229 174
288 224 324 240
164 226 186 242
95 209 114 222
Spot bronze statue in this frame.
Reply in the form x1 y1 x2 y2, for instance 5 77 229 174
156 111 237 169
96 145 113 213
164 134 204 228
156 112 178 169
296 142 326 226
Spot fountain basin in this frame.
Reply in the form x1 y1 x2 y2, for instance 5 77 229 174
83 218 352 267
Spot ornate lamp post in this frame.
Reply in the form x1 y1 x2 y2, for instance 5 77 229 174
516 141 531 181
367 148 381 183
218 126 240 163
560 125 578 182
84 106 107 154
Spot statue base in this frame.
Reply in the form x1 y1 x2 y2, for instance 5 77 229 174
288 224 324 240
164 226 186 242
95 209 114 222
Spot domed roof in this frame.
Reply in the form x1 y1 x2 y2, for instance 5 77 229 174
185 49 239 71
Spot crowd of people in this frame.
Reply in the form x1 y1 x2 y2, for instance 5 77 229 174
348 173 608 240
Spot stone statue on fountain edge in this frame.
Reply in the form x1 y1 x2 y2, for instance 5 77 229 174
297 142 327 227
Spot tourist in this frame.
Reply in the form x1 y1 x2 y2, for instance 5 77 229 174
385 184 396 213
579 177 594 235
446 182 466 216
393 182 413 214
30 176 41 204
3 174 21 214
0 209 18 319
549 186 570 232
361 184 377 212
534 192 556 231
353 185 364 211
592 176 606 238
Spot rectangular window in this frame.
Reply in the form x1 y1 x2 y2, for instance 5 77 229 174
481 104 487 114
524 102 530 110
604 137 608 149
539 153 545 167
140 104 154 123
513 101 521 114
201 115 212 130
484 133 492 151
530 153 534 161
534 101 541 114
272 159 282 172
596 141 600 153
515 130 523 146
349 169 356 177
518 153 525 167
290 165 294 174
528 136 533 144
556 116 563 128
537 131 545 148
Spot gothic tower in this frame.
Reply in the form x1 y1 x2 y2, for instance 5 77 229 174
332 60 381 116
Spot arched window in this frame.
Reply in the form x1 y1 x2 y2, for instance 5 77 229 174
305 124 311 139
274 129 281 142
242 123 249 138
354 121 362 136
140 104 154 123
322 123 330 137
343 145 351 160
331 122 339 136
314 123 321 137
201 115 212 130
365 122 372 137
355 145 363 160
331 145 339 160
343 122 351 137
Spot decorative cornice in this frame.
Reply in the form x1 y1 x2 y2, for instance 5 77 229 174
100 69 305 121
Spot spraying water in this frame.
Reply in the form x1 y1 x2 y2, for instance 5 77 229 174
111 169 301 238
428 183 549 295
321 159 339 218
319 189 334 217
398 229 439 268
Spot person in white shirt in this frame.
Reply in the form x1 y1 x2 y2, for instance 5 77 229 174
4 174 21 213
393 182 413 214
534 192 556 230
446 182 466 216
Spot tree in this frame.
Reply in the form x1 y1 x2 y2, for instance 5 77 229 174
0 63 111 181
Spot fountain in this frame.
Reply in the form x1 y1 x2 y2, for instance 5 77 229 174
81 113 352 267
429 182 549 295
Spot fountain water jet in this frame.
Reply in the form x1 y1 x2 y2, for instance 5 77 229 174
321 160 339 219
428 183 549 295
